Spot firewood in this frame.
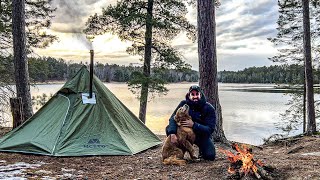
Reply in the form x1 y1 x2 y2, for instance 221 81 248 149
253 170 261 179
227 170 245 180
230 160 243 170
256 164 274 180
221 143 276 180
262 165 276 173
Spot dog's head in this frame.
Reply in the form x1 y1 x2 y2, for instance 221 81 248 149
174 104 190 126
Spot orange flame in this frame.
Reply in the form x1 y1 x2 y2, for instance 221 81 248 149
219 144 264 175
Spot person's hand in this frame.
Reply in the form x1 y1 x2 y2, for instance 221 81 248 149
181 118 194 128
170 134 178 144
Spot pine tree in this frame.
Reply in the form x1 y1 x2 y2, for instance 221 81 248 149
269 0 320 65
1 0 56 52
302 0 316 134
12 0 33 120
85 0 196 123
197 0 227 143
269 0 319 134
1 0 56 122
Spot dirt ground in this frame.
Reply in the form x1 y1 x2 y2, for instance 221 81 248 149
0 128 319 180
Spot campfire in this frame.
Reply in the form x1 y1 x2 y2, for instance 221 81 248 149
219 143 273 179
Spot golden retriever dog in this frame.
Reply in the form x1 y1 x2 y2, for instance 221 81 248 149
162 104 197 165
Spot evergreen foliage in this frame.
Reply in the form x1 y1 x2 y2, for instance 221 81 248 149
276 91 320 136
268 0 320 135
268 0 320 66
84 0 196 122
0 0 57 124
0 56 199 83
218 64 320 84
0 0 57 52
4 55 320 85
31 93 53 111
0 55 15 125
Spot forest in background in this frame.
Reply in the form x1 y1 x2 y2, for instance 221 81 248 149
5 56 318 85
219 64 320 84
25 56 199 83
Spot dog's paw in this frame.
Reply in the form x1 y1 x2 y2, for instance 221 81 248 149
187 158 201 163
191 153 198 159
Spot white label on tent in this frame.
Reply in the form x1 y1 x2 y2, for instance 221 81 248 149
82 93 97 104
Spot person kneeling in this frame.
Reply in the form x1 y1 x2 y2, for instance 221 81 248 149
165 85 216 161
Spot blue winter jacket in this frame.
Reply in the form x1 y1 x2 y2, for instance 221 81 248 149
167 90 216 138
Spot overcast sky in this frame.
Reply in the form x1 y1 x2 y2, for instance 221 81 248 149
34 0 280 71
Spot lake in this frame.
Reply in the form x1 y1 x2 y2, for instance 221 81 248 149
28 82 298 145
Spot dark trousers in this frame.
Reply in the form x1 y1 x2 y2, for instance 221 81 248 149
165 126 216 161
194 135 216 161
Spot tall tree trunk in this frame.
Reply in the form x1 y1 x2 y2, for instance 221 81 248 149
12 0 33 121
303 79 306 133
302 0 316 135
139 0 153 123
197 0 227 143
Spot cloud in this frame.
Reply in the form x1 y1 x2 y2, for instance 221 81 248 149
222 44 247 50
173 43 197 52
216 0 278 44
101 53 132 59
36 0 280 71
171 0 279 71
246 0 277 16
217 53 275 71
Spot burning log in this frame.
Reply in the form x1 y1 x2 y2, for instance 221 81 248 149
219 143 274 180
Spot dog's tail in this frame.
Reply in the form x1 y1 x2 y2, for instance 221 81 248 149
163 155 186 166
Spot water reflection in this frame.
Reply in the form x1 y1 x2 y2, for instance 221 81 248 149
27 83 296 145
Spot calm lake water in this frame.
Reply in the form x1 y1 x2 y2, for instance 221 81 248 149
28 82 297 145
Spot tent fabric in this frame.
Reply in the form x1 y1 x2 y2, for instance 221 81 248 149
0 66 162 156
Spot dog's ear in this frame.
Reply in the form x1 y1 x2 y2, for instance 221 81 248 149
175 107 182 116
174 115 182 126
174 115 178 122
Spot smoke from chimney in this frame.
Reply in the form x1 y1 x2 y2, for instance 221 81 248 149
50 0 97 50
74 33 93 50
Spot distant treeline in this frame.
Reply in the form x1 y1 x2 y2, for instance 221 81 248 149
218 64 320 84
25 57 320 84
27 56 199 83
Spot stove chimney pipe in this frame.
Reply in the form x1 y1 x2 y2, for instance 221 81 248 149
89 50 94 98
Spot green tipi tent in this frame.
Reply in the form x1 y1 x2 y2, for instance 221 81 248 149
0 66 161 156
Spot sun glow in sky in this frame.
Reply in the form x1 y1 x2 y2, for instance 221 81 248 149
34 0 280 71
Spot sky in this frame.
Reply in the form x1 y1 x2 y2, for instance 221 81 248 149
34 0 280 71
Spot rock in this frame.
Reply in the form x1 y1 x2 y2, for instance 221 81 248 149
300 152 320 156
0 160 6 164
35 170 52 174
61 168 75 172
